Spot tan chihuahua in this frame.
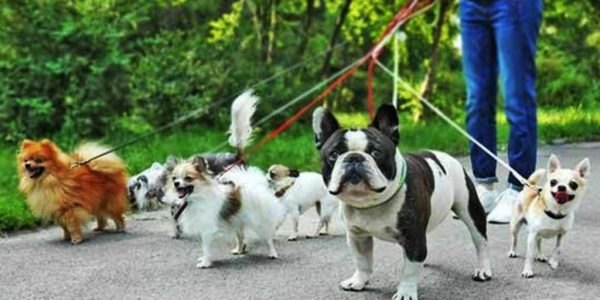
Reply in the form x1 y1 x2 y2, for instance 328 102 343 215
509 154 590 278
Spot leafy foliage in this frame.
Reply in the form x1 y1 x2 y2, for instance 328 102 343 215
0 0 598 145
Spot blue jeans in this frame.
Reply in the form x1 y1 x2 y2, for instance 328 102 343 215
460 0 542 190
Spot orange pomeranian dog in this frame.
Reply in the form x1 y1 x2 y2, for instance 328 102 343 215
17 139 128 244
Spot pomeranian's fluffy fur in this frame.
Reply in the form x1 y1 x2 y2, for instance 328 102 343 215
17 139 128 244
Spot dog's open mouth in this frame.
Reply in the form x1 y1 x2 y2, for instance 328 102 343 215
27 167 45 179
552 191 575 204
176 186 194 199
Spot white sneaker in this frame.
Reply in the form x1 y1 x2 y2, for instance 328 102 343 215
476 184 499 214
487 188 519 224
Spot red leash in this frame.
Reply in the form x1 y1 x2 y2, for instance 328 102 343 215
367 0 437 119
220 0 436 174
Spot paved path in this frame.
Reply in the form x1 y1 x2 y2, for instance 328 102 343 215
2 143 600 300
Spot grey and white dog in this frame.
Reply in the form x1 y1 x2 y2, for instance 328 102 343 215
312 104 492 300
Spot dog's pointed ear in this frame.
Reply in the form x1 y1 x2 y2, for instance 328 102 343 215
547 154 561 173
289 169 300 178
164 156 178 172
313 107 340 150
574 158 590 178
370 104 399 145
20 139 34 150
192 155 209 173
40 139 58 156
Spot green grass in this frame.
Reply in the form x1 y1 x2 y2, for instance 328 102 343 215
1 107 599 232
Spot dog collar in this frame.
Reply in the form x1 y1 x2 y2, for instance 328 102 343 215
544 210 567 220
397 155 407 189
353 155 407 210
274 182 294 198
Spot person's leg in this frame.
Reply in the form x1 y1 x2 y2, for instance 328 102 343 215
487 0 542 223
495 0 541 189
460 0 499 212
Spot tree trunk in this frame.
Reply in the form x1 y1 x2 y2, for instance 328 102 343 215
419 0 450 119
296 0 315 57
266 0 278 64
320 0 352 77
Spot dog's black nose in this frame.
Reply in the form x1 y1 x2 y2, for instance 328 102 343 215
557 185 567 192
344 154 365 164
24 163 32 170
174 181 180 188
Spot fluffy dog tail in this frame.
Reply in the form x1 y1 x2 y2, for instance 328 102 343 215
228 90 259 153
75 143 126 174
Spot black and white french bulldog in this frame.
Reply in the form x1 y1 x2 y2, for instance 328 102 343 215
312 104 492 300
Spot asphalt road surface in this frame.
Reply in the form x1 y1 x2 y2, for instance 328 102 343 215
2 143 600 300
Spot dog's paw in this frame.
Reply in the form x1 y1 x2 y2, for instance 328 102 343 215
196 259 212 269
521 270 535 278
340 277 368 291
392 287 418 300
287 236 298 241
267 253 278 259
508 251 518 258
70 237 83 245
535 254 548 262
319 232 329 236
472 268 492 282
548 258 559 269
231 245 247 255
93 227 104 232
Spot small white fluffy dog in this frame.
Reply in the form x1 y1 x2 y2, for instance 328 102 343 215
509 154 590 278
267 164 339 241
162 91 286 268
128 162 166 210
164 162 286 268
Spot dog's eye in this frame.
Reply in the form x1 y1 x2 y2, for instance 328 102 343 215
171 176 176 182
569 181 578 191
328 151 339 162
370 149 382 159
550 179 558 187
34 158 43 164
184 176 193 182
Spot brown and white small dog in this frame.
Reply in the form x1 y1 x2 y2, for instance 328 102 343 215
267 164 339 240
509 154 590 278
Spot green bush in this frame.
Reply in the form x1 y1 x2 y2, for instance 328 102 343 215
0 0 598 145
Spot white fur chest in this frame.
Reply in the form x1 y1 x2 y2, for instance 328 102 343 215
526 211 574 235
342 192 405 243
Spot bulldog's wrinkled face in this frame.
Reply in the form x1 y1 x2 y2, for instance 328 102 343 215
545 154 590 206
313 104 401 207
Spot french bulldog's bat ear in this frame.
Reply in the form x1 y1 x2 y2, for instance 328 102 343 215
164 156 178 172
547 154 561 173
289 169 300 178
371 103 399 145
192 155 209 173
313 107 340 150
574 158 590 178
